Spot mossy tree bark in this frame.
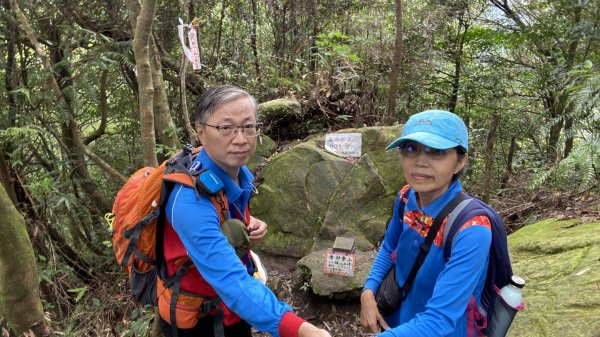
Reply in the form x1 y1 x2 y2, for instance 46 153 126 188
0 184 51 336
127 0 159 167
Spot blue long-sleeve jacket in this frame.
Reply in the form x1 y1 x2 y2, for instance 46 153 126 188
364 181 492 337
165 149 303 337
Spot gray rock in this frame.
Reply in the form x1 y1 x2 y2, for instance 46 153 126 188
297 249 376 299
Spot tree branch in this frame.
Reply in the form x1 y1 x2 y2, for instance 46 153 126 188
83 69 109 145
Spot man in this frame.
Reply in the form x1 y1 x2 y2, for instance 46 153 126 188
159 85 331 337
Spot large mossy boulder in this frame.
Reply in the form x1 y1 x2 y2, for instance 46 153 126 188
251 125 404 257
508 219 600 337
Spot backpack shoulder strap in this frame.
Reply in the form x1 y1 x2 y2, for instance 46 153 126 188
441 196 475 259
399 192 469 300
443 195 488 260
442 196 513 287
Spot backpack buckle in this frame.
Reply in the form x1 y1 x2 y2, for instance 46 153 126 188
200 300 213 313
183 143 195 153
166 157 177 165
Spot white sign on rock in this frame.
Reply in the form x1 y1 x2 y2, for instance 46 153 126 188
323 249 355 277
325 133 362 158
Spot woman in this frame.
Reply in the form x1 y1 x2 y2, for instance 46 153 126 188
360 110 492 337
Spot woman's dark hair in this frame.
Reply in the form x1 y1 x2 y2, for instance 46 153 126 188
452 147 468 181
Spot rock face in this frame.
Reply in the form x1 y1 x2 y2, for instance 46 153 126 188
507 219 600 337
247 134 277 171
251 125 405 258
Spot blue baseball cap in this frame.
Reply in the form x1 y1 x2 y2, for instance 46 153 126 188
386 110 468 152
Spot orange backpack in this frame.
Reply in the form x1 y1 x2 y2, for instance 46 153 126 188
107 145 230 335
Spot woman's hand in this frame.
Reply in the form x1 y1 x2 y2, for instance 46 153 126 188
360 289 389 333
248 216 268 242
298 322 332 337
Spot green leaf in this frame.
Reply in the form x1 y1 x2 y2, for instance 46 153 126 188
67 286 88 302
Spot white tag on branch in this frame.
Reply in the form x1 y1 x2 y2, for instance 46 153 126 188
177 18 202 70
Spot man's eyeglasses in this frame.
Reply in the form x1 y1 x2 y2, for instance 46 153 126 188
399 141 454 159
200 123 262 137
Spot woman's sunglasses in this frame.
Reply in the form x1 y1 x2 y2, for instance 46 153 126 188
399 141 455 160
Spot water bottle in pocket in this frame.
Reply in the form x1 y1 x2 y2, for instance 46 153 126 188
483 275 525 337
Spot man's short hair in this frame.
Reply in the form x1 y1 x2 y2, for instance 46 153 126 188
193 85 258 124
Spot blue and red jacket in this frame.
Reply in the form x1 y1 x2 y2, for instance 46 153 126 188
364 181 492 337
164 149 304 337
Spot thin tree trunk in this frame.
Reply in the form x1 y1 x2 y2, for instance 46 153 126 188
178 1 197 145
308 0 318 76
4 0 19 126
0 183 50 336
250 0 260 76
482 113 501 203
563 116 574 158
215 0 227 64
385 0 403 124
448 20 469 114
547 110 563 162
83 69 109 145
500 135 517 190
128 0 159 167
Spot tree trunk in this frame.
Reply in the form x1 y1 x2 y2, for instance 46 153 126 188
385 0 403 125
0 151 18 205
500 135 517 190
83 69 109 145
448 20 469 114
547 112 563 162
150 38 180 152
482 113 501 203
250 0 260 76
308 0 318 75
0 9 18 204
4 0 19 126
178 1 198 146
0 184 50 336
563 116 574 158
128 0 159 167
215 0 227 64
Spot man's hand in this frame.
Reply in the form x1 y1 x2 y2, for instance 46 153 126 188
248 216 268 242
360 289 390 333
298 322 332 337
